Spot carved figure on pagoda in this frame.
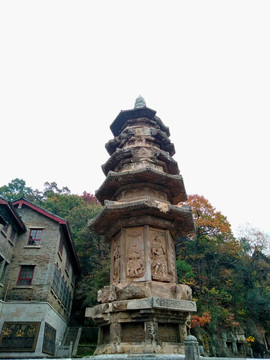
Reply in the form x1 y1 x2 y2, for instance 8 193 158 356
151 232 169 281
127 240 145 278
112 242 121 283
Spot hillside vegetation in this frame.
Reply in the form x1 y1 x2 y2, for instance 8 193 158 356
1 179 270 357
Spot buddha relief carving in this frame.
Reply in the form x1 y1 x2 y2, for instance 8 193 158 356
112 241 121 283
150 231 170 282
126 233 145 279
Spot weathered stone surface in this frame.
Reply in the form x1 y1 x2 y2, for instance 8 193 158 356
86 297 196 326
86 100 195 355
152 297 196 312
92 343 185 356
176 284 192 300
86 355 185 360
89 201 194 239
110 107 169 137
105 128 176 159
102 148 179 177
97 282 192 303
185 335 200 360
95 168 187 205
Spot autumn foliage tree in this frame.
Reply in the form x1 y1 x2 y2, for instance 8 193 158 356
177 195 243 332
176 194 270 356
186 195 232 238
191 311 211 328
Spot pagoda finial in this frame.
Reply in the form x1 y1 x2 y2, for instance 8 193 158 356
134 95 146 109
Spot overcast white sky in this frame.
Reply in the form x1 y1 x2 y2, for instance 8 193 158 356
1 1 269 236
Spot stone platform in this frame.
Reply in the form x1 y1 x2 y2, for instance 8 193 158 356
86 296 196 355
84 355 185 360
10 356 270 360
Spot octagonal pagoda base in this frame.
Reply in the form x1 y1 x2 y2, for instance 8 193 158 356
86 296 196 355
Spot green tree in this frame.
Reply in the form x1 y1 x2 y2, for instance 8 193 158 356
176 259 195 284
177 194 270 355
42 193 85 219
43 181 71 198
67 202 110 323
177 195 243 333
0 178 34 201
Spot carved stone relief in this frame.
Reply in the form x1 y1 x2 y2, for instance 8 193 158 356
126 229 145 279
111 236 121 283
147 321 157 342
150 230 170 282
120 161 163 173
117 187 168 203
167 232 177 282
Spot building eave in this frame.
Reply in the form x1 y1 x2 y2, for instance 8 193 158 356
0 197 27 232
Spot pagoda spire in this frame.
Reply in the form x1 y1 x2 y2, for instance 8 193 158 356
134 95 146 109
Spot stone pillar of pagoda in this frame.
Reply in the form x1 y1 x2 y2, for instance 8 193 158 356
86 97 196 355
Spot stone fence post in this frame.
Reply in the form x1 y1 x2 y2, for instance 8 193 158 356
185 335 200 360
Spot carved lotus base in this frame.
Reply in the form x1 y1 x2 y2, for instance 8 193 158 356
85 297 196 355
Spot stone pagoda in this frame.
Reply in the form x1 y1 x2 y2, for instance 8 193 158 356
86 97 196 355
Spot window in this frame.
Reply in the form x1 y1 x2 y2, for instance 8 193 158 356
17 265 35 285
71 271 75 286
65 256 70 275
28 229 42 245
0 256 8 284
0 262 8 284
10 228 16 242
58 236 64 256
52 266 72 311
2 222 9 234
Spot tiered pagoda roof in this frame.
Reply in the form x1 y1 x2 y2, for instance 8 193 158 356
89 96 194 239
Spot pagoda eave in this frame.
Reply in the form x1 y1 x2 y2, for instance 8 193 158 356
96 168 187 205
110 107 170 137
105 127 175 157
88 200 194 238
102 148 179 176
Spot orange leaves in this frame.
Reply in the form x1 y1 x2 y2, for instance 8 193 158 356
226 313 240 327
246 336 255 346
185 195 232 238
191 311 211 328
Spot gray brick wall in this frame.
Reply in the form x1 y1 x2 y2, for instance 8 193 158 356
5 206 76 322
